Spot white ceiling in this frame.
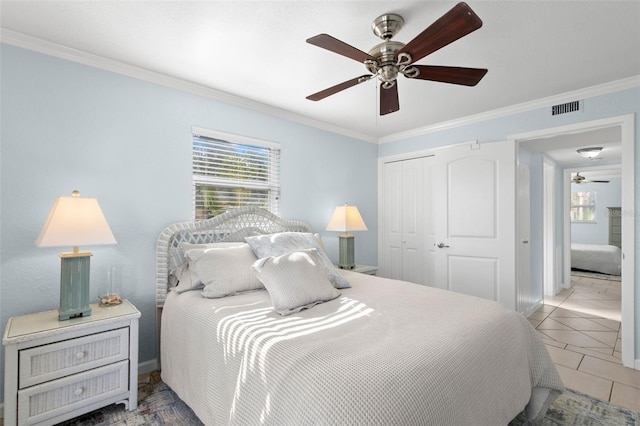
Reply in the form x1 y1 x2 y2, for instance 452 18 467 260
1 1 639 145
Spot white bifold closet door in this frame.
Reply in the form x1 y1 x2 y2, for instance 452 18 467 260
381 141 517 310
381 156 435 286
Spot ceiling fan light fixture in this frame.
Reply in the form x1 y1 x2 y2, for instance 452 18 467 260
577 147 603 159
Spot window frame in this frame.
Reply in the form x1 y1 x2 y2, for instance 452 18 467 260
570 189 597 223
192 127 280 220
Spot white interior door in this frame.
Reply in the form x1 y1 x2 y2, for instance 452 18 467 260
423 157 437 287
543 159 557 296
401 158 424 284
517 163 532 313
381 156 435 284
432 141 517 310
381 161 403 280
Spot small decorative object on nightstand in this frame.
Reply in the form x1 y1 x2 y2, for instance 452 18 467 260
2 299 140 426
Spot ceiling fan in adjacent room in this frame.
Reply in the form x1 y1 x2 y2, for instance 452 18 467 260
305 2 488 115
571 172 610 184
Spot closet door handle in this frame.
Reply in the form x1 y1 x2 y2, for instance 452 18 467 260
437 242 450 249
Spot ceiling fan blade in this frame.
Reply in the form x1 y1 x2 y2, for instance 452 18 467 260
306 75 372 101
590 180 610 183
380 83 399 115
307 34 377 63
398 2 483 64
409 65 487 86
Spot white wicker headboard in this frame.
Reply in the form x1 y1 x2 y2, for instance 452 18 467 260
155 206 311 306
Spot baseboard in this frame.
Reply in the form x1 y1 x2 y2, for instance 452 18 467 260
522 300 543 318
139 358 159 375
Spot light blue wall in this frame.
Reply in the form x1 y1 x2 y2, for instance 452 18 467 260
571 178 622 245
378 86 640 364
0 44 378 402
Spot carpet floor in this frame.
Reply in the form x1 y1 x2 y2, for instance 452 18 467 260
57 377 638 425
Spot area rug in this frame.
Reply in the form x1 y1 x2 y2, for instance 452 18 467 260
510 389 638 425
58 379 203 425
60 378 637 425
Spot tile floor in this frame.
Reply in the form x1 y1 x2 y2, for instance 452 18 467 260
528 273 640 412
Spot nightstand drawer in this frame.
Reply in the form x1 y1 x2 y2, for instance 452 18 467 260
19 328 129 388
18 360 129 426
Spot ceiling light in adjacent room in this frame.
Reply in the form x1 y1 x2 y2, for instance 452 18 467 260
577 147 603 159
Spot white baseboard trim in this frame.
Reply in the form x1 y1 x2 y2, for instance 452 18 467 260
522 300 544 319
138 358 159 375
0 359 160 420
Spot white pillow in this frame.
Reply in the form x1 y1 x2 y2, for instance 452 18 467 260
251 249 340 316
245 232 350 289
186 244 263 298
172 263 202 294
171 241 247 294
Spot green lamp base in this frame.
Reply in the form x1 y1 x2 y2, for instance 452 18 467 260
337 234 355 270
58 251 92 321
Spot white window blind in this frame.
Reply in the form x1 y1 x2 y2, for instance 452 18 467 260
192 128 280 220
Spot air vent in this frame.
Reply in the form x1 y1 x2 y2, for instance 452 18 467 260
552 100 580 116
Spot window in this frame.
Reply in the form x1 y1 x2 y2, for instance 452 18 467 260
571 190 596 222
192 128 280 220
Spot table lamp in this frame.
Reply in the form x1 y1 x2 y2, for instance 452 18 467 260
326 203 367 270
36 191 117 320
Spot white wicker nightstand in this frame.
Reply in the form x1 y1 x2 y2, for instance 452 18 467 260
2 300 140 426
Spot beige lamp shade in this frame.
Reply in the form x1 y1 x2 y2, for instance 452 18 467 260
36 191 117 250
326 204 367 235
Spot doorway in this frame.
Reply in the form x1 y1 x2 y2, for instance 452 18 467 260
511 114 635 369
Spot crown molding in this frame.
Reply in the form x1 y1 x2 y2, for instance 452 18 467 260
379 75 640 144
0 29 377 144
2 29 637 146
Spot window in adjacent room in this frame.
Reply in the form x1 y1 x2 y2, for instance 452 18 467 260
570 190 596 222
192 127 280 220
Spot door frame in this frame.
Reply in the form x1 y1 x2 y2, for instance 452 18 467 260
510 113 635 369
543 158 556 297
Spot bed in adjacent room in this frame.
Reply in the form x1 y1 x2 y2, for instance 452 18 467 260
571 243 622 276
157 207 563 425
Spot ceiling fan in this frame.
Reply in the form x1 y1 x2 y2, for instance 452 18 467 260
572 172 610 184
305 2 488 115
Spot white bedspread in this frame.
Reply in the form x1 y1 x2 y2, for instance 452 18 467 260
571 243 622 276
161 271 563 425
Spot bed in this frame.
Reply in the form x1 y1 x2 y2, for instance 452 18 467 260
571 243 622 276
157 207 563 425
